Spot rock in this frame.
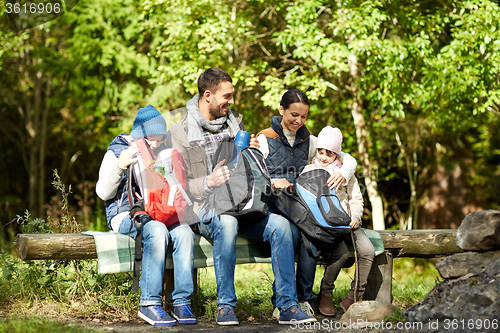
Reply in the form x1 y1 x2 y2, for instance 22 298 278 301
457 210 500 251
486 256 500 276
340 301 400 328
405 272 500 325
436 250 500 279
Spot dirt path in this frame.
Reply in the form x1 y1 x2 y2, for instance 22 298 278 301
68 316 431 333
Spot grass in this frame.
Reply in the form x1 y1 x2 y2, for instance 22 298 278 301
0 317 97 333
195 257 440 321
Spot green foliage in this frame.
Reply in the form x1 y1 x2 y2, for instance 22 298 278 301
0 316 97 333
0 253 138 321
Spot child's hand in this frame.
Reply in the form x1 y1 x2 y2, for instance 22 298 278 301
327 172 346 191
349 220 359 229
118 145 139 168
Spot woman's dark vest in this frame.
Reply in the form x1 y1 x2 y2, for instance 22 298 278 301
258 116 310 183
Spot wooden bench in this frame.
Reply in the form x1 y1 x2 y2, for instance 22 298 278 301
16 229 462 306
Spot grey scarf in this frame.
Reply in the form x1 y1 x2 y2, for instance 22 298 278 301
186 94 240 145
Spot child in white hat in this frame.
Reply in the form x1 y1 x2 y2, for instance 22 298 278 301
301 126 375 316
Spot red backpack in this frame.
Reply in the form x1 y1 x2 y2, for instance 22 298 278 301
126 139 192 293
127 138 191 227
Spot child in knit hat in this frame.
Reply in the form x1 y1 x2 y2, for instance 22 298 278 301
301 126 375 316
96 105 197 326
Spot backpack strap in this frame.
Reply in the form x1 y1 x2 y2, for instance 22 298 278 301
126 165 146 294
162 150 192 206
302 232 323 258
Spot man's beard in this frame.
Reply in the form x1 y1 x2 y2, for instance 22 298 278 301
209 100 228 120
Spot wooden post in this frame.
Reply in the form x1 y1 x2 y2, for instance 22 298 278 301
162 268 198 310
364 251 394 304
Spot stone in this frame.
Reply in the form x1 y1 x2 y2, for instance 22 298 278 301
486 256 500 276
457 210 500 251
436 250 500 279
340 301 400 328
406 272 500 325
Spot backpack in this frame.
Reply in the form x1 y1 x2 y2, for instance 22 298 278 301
126 138 192 292
275 168 351 257
208 136 271 224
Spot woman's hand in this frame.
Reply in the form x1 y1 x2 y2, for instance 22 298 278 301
327 172 346 191
249 134 260 150
273 178 294 192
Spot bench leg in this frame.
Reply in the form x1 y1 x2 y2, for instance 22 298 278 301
363 250 393 304
162 268 198 310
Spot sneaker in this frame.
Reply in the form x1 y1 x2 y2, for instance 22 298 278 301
173 305 197 324
340 297 355 312
138 305 177 326
298 301 315 317
279 305 317 325
318 294 335 316
216 305 239 326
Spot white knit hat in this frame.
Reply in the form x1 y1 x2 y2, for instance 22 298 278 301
316 126 342 154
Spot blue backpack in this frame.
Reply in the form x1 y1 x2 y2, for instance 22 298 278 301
275 168 351 257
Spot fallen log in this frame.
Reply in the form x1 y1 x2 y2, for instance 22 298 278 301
16 233 96 260
376 229 462 258
16 229 462 261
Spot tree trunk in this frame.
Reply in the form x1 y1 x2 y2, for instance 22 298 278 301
348 54 385 230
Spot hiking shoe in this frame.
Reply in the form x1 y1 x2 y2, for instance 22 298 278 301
138 305 177 326
216 305 239 326
279 305 317 324
298 301 315 317
173 305 197 324
340 297 355 312
318 294 335 317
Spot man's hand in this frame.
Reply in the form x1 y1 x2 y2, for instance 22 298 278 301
249 134 260 150
327 172 346 191
207 160 230 188
272 178 294 192
118 144 139 168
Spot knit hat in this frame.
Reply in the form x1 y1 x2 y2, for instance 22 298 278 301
316 126 342 155
131 105 167 139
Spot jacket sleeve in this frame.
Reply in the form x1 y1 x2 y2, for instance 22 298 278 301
346 177 364 224
338 152 357 185
168 127 207 201
96 150 126 201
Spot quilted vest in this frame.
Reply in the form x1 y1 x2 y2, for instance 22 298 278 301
259 116 310 183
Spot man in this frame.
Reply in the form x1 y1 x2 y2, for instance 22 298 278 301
96 105 196 326
167 68 317 325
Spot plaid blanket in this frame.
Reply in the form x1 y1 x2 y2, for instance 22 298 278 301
83 228 384 274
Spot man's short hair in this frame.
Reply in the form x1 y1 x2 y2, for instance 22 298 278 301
197 68 233 96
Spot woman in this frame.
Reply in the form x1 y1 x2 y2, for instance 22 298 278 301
257 89 358 316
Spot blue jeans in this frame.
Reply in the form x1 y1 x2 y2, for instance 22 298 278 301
198 212 299 312
119 216 195 306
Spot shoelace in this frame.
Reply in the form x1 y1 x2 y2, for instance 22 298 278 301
178 305 194 316
152 305 168 318
299 302 314 316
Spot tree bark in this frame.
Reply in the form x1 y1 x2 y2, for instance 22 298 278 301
348 54 386 230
